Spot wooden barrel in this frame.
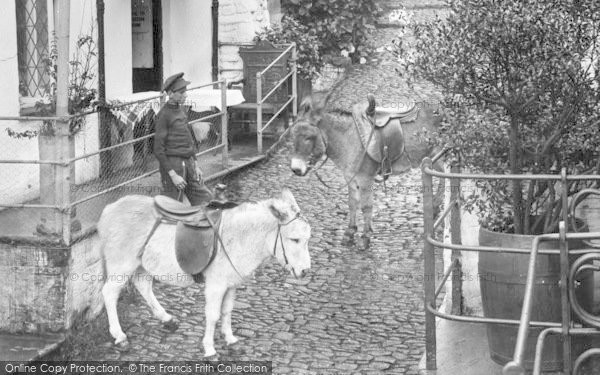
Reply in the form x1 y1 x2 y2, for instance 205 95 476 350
478 226 593 371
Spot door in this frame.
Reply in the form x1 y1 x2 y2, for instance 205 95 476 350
132 0 162 92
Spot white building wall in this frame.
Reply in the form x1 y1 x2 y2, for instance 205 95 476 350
0 1 21 117
0 1 40 204
104 0 133 98
162 0 213 86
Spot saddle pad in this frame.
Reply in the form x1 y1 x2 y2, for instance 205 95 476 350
175 216 220 275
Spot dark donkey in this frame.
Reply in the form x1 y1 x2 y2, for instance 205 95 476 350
290 94 445 249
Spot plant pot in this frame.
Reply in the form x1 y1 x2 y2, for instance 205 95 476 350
478 225 594 371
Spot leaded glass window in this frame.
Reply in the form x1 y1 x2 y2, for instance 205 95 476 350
15 0 50 97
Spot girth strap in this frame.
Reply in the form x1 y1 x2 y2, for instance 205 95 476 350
203 210 245 280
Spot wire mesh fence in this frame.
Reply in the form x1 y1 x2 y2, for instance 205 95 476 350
0 81 231 244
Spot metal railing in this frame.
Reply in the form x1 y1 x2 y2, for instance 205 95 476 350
0 79 230 246
256 42 297 153
422 150 600 375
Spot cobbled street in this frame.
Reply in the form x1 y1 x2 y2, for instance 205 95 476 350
69 147 434 375
56 3 447 374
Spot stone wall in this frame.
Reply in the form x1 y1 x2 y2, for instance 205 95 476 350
219 0 273 83
0 242 68 333
0 234 104 334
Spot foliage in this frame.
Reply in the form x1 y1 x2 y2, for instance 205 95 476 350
254 16 323 80
382 7 415 66
45 32 98 134
6 128 38 139
281 0 381 63
399 0 600 234
8 31 98 138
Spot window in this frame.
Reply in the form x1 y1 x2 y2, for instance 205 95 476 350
15 0 50 98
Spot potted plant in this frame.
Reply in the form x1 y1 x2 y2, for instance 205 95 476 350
399 0 600 370
254 15 323 102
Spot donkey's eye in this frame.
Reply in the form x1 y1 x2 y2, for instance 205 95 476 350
290 238 300 243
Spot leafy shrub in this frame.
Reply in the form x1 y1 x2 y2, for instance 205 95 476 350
400 0 600 234
282 0 381 63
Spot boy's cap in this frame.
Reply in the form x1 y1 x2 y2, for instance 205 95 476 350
163 72 191 92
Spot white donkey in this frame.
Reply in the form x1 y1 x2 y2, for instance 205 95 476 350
98 189 311 357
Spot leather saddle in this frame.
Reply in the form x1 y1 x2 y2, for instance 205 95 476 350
154 195 238 281
353 94 420 178
371 104 418 128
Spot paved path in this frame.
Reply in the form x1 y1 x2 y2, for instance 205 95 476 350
54 4 449 374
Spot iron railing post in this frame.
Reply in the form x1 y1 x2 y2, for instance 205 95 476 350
560 221 572 375
450 163 463 314
504 235 546 375
422 157 436 370
256 72 263 153
220 79 229 167
560 168 572 375
291 42 297 120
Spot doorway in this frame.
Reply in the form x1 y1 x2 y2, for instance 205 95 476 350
132 0 162 92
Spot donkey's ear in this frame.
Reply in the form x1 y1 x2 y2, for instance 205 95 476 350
299 97 313 114
268 198 288 222
280 189 300 212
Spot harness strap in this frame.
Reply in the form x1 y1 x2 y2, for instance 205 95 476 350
272 214 300 266
136 207 245 280
204 210 245 280
343 112 376 187
136 217 163 258
177 160 186 202
311 114 374 190
273 226 289 266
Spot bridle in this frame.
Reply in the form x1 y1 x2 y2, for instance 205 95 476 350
212 210 306 281
304 126 329 173
272 212 304 279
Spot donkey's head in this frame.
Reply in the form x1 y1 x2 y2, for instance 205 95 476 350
290 97 328 176
267 189 311 279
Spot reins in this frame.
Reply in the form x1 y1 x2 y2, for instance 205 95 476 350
272 213 302 277
204 210 246 279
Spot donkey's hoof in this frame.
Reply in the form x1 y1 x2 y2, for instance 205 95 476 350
204 348 217 358
163 319 179 332
114 339 130 352
226 336 239 346
341 234 354 246
359 235 371 250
